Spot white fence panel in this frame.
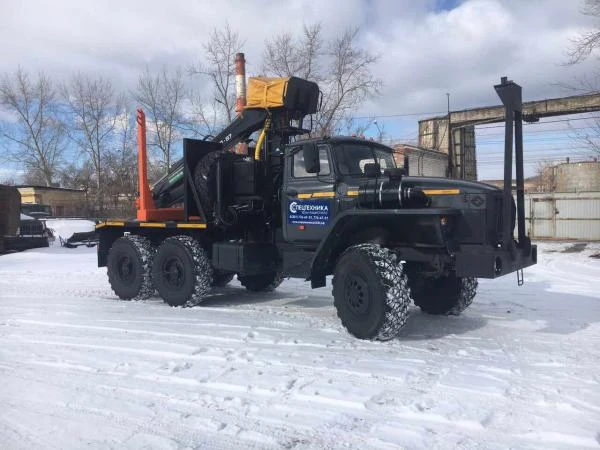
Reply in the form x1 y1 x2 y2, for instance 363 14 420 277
523 192 600 240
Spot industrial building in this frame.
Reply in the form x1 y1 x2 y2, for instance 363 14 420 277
16 185 87 217
393 144 448 177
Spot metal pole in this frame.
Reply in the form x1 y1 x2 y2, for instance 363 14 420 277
446 93 453 178
502 105 514 249
515 110 526 245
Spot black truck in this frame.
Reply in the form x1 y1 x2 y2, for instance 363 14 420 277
96 75 536 340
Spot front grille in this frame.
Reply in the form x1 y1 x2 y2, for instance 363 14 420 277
19 220 44 236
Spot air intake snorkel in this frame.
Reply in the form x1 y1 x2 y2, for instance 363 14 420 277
357 164 429 209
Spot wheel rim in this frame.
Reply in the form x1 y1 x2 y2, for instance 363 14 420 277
162 256 185 289
344 271 370 315
117 255 135 283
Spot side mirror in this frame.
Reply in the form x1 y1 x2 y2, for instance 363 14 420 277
303 143 320 174
363 162 381 178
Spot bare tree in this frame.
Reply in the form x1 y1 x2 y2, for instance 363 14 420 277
104 107 138 216
60 161 94 216
340 117 370 136
263 23 323 81
567 0 600 64
62 73 123 211
568 116 600 155
262 24 381 136
189 23 243 125
535 160 558 192
319 27 381 135
560 1 600 155
189 94 221 138
133 67 188 173
0 68 65 186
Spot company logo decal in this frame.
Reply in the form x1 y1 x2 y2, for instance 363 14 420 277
288 200 330 226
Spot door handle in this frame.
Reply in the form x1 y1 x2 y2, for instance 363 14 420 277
286 189 298 197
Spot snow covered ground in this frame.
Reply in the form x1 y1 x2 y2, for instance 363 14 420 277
0 243 599 449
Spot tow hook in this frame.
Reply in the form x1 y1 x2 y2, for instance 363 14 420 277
517 269 524 286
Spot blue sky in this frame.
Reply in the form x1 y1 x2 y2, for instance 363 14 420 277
1 0 598 181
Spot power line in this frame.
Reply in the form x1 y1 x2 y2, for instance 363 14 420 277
476 125 599 137
477 136 593 144
349 111 447 120
476 115 600 130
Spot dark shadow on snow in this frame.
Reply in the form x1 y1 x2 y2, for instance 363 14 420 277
117 274 599 340
397 309 488 341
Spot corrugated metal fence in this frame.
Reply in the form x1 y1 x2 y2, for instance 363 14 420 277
523 192 600 240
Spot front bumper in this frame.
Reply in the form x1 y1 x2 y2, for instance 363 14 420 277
454 243 537 278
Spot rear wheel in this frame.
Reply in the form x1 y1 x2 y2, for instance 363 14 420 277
212 271 235 287
408 272 478 315
152 236 213 306
107 235 155 300
239 271 283 292
332 244 411 340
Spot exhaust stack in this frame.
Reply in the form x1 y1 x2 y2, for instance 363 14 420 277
234 52 248 155
235 53 246 114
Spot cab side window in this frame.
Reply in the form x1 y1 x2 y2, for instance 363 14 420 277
293 145 331 178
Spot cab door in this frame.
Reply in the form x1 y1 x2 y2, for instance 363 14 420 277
282 143 336 243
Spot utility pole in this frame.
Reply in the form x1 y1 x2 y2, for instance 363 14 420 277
372 119 383 142
446 93 453 178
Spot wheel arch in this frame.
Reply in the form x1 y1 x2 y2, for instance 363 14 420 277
309 209 455 288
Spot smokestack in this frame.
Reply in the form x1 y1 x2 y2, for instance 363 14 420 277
234 53 248 155
235 53 246 114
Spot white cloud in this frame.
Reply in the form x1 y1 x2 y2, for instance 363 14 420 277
0 0 598 181
0 0 595 112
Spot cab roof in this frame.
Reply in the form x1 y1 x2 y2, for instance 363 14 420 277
293 136 394 151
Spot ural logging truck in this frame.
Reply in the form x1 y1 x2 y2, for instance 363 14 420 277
96 73 537 340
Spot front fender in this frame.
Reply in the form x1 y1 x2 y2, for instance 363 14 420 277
309 208 459 288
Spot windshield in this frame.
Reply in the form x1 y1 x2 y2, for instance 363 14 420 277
334 143 396 175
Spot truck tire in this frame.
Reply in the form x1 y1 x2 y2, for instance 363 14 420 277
152 236 213 307
193 151 239 221
107 235 155 300
408 273 478 315
239 271 283 292
212 271 234 287
332 244 411 340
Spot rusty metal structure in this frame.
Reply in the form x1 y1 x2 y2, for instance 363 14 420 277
419 91 600 181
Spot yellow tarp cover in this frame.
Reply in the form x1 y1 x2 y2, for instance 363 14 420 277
245 77 290 109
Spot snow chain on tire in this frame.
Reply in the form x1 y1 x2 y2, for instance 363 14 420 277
107 234 155 300
333 244 411 341
449 277 478 315
408 272 478 315
175 235 212 306
156 235 213 307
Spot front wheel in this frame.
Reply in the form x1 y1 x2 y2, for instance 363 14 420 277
332 244 411 340
152 236 213 307
407 272 478 315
